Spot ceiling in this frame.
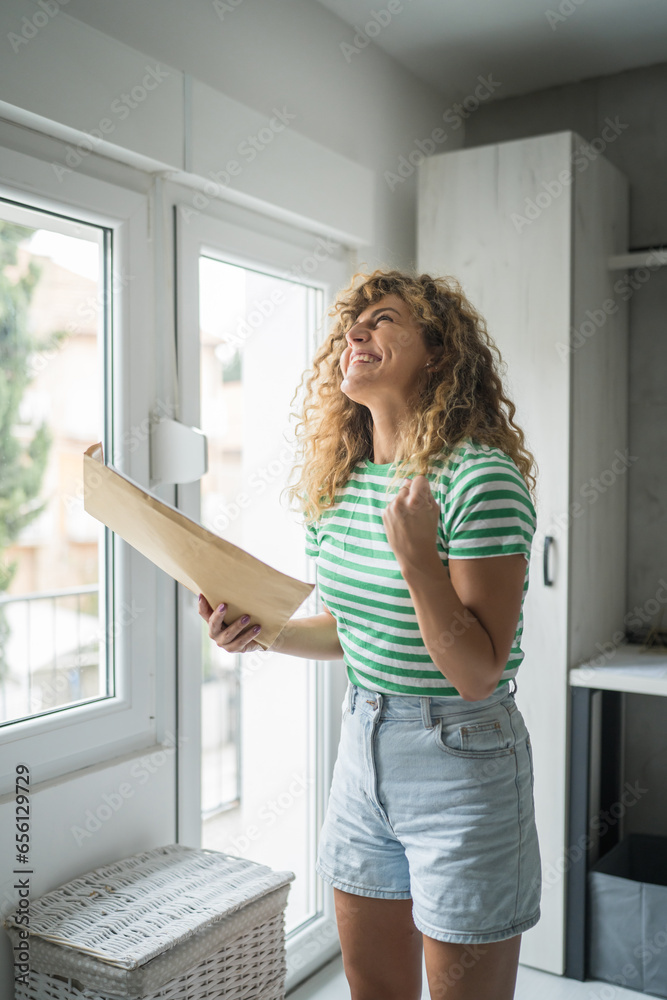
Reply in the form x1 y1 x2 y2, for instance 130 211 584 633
315 0 667 101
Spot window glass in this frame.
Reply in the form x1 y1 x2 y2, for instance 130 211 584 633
198 255 320 934
0 201 111 726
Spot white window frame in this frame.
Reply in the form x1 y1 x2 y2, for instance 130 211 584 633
0 140 164 792
170 185 352 989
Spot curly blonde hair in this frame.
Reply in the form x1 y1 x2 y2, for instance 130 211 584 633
283 268 537 525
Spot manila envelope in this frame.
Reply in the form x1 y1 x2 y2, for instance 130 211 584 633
83 442 314 650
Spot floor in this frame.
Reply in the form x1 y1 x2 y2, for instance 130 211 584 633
288 952 647 999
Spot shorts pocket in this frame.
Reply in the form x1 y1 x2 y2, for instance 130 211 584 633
433 705 518 759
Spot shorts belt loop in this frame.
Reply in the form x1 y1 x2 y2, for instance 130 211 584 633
349 684 356 714
421 696 434 729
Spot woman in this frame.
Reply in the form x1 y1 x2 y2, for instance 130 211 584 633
199 269 541 1000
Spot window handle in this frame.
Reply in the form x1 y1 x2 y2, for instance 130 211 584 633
150 417 208 487
543 534 555 587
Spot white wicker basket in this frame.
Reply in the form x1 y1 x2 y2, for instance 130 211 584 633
3 844 295 1000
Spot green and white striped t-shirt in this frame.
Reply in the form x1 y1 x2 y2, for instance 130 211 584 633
304 437 536 696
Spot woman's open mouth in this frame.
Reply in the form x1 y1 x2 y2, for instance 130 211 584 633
350 353 381 365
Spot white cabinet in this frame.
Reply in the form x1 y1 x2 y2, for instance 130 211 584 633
417 131 629 974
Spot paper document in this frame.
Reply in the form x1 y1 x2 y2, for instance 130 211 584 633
83 442 314 650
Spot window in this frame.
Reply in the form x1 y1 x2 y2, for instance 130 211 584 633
197 255 322 933
0 200 112 727
0 145 156 791
173 199 351 986
0 137 353 984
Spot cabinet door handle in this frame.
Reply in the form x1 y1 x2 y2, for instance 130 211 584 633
543 535 555 587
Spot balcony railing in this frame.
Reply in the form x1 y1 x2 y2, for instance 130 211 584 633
0 584 103 725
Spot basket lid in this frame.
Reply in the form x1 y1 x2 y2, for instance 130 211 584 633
3 844 295 970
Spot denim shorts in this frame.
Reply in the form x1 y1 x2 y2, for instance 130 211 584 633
316 677 542 944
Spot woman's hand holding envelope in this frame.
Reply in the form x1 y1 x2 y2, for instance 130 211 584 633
198 594 265 653
198 593 346 660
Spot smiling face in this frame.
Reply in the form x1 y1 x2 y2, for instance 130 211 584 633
339 293 436 406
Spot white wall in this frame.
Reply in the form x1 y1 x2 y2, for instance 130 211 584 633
1 0 461 267
61 0 461 269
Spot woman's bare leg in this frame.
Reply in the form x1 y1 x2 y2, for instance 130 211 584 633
333 887 423 1000
423 933 522 1000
